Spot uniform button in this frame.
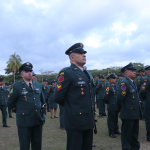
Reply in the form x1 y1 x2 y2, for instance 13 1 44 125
81 85 82 87
23 113 24 115
90 91 91 92
92 106 93 108
89 83 91 85
36 110 37 112
131 108 132 109
34 98 35 99
80 113 81 115
91 98 92 100
35 104 36 105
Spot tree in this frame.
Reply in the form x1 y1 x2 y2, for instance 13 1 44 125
5 53 22 83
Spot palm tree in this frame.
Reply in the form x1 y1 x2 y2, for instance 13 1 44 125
6 53 22 83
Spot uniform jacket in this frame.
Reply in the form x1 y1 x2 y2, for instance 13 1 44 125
117 76 141 120
53 63 94 130
8 80 46 127
95 80 106 99
139 75 150 110
0 86 8 105
136 75 144 92
42 84 50 99
105 83 118 111
48 86 55 102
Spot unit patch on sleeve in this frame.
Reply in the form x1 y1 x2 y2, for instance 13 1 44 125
10 86 13 94
58 76 64 82
143 82 147 86
121 90 126 96
60 72 64 75
56 82 62 91
142 86 145 90
106 87 109 91
121 85 126 90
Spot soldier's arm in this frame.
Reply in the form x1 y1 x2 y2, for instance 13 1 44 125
117 82 127 104
8 85 19 112
104 85 110 104
40 89 46 115
53 70 71 106
95 81 101 94
139 78 149 99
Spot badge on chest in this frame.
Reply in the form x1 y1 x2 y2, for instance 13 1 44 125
22 88 28 100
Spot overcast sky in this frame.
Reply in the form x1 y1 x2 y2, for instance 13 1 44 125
0 0 150 75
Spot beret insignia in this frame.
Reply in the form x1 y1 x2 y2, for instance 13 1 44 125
142 86 145 90
27 63 29 65
121 90 126 96
60 72 64 75
56 82 62 91
58 76 64 82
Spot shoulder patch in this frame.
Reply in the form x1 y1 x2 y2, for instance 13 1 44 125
121 83 125 85
58 76 64 82
60 72 64 75
106 87 109 91
56 82 62 91
121 90 126 96
121 85 126 90
10 86 13 94
142 86 145 90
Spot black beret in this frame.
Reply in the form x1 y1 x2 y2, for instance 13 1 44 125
121 62 136 73
65 43 87 55
107 74 116 79
19 62 33 72
0 76 4 82
145 66 150 70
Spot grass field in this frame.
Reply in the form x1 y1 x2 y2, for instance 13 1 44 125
0 108 150 150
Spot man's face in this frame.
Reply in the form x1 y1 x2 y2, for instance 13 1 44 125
100 78 105 82
147 70 150 75
0 81 3 86
44 81 48 85
125 70 136 79
52 82 56 86
21 71 32 81
109 78 116 84
119 76 123 80
9 85 11 88
72 53 86 66
32 76 35 81
6 85 9 89
140 71 145 76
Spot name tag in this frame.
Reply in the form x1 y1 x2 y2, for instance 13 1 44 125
22 88 28 94
77 81 85 85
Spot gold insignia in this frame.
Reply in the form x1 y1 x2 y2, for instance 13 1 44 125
121 83 125 85
60 72 64 75
121 90 126 96
70 51 72 52
81 91 84 95
80 43 83 47
27 63 29 65
144 79 147 81
142 86 145 90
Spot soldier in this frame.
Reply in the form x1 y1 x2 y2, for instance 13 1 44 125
8 62 46 150
0 77 10 127
48 80 58 119
117 62 141 150
5 82 13 118
117 74 123 87
53 43 94 150
105 74 121 138
42 79 50 112
136 68 145 120
139 66 150 141
95 75 100 108
95 75 106 117
32 71 36 81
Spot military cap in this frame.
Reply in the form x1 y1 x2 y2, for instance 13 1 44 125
51 80 56 84
100 75 104 79
65 43 87 55
0 76 4 82
138 68 145 72
118 73 123 77
9 82 13 85
32 71 36 76
145 66 150 70
19 62 33 72
107 74 116 79
121 62 136 73
43 79 48 82
136 74 140 77
5 82 9 86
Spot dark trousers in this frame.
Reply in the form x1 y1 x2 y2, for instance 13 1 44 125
6 106 12 118
46 99 50 111
18 125 43 150
107 111 118 134
96 97 99 108
0 104 7 125
145 109 150 139
121 119 140 150
59 105 65 128
66 129 93 150
98 99 106 115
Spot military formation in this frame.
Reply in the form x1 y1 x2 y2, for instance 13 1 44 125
0 43 149 150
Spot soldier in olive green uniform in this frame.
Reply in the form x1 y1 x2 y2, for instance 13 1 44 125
0 77 10 127
42 79 50 112
95 75 106 117
54 43 94 150
117 63 141 150
48 80 58 119
8 62 46 150
95 75 100 108
5 82 13 118
105 74 121 138
117 74 123 88
139 66 150 141
136 68 145 120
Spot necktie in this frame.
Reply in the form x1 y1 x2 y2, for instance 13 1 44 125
83 69 90 81
29 83 32 90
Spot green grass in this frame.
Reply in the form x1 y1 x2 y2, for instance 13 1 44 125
0 108 149 150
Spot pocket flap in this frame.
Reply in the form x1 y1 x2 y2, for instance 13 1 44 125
72 108 88 115
18 110 29 115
